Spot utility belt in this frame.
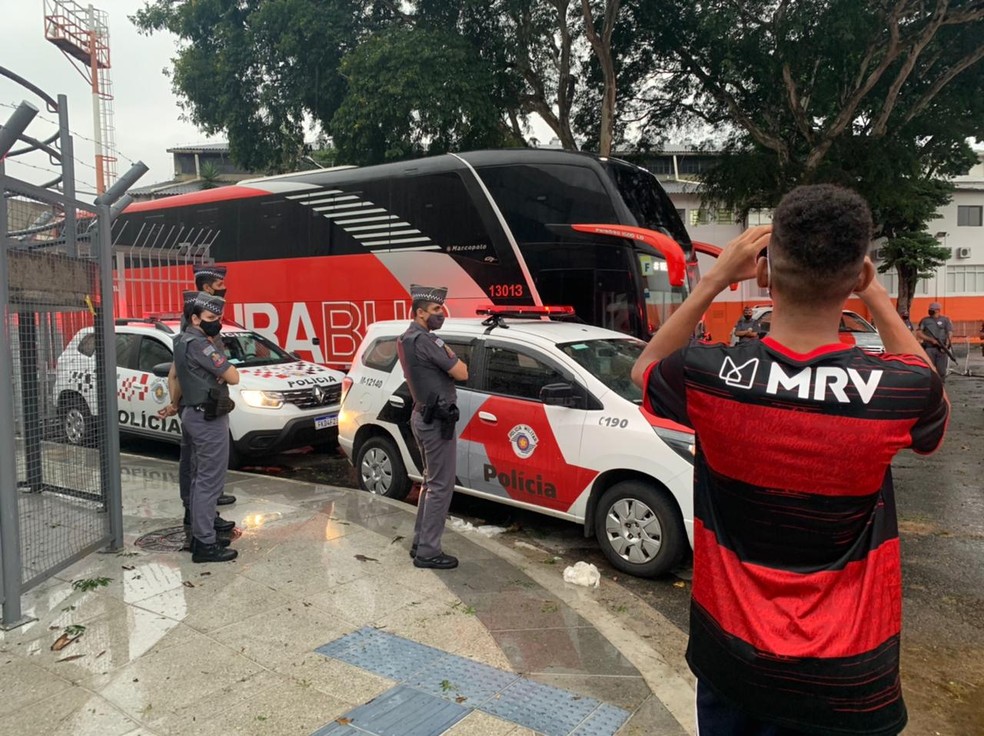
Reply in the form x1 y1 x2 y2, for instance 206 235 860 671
418 393 459 440
188 388 236 420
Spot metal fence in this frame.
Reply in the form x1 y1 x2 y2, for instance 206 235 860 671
0 79 138 628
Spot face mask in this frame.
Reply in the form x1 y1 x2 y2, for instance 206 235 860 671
426 313 445 331
211 288 227 298
200 320 222 337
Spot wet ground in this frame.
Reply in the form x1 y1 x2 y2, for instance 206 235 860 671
121 348 984 735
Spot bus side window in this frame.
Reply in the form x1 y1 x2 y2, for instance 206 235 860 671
390 173 496 262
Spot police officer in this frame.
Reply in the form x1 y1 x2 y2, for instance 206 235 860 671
163 266 236 508
733 306 762 343
916 302 953 381
175 292 240 563
398 285 468 570
900 309 914 331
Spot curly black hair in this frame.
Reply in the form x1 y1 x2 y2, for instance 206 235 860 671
770 184 872 305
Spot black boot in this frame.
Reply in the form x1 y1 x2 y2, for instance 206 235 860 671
191 538 238 563
217 493 237 506
214 515 235 533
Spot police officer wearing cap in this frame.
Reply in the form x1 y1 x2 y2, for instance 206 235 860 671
175 292 240 563
916 302 953 381
162 266 236 508
398 285 468 569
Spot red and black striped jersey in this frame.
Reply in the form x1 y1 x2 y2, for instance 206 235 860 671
644 336 948 735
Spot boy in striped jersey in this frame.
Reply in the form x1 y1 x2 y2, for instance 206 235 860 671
632 185 948 735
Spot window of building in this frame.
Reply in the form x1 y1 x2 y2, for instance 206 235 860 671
945 264 984 294
747 209 773 226
715 208 734 225
689 209 713 226
957 205 983 227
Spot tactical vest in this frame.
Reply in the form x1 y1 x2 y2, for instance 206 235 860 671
174 331 224 406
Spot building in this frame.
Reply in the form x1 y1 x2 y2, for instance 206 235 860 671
128 142 256 200
631 147 984 343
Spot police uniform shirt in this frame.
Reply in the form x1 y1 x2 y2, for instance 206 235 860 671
400 322 458 410
734 317 761 342
176 327 232 406
918 315 952 345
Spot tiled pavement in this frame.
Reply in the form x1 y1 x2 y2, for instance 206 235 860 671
0 453 693 735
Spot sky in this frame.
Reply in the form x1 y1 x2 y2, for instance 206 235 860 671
1 0 217 196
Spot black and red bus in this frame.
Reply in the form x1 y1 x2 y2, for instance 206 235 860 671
114 149 697 368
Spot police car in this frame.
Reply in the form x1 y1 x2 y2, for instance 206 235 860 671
338 306 696 578
52 318 344 467
730 306 886 353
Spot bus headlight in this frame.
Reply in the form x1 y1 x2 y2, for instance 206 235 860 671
654 427 695 465
240 390 285 409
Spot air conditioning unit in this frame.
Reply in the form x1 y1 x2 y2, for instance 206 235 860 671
871 248 886 260
955 246 971 259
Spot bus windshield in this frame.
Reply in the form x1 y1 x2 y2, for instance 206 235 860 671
638 252 687 335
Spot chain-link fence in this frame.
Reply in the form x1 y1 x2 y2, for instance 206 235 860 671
1 86 130 628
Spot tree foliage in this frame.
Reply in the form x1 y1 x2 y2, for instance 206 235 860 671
634 0 984 239
877 231 952 314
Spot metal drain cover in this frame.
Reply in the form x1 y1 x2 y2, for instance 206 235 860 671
135 526 189 552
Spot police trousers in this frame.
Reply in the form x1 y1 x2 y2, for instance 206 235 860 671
411 411 456 559
924 345 948 382
179 423 192 507
179 406 230 544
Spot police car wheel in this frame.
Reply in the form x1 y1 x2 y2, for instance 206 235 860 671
595 481 685 578
356 436 410 500
60 395 94 447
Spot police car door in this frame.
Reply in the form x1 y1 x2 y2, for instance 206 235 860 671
122 335 178 440
461 342 589 514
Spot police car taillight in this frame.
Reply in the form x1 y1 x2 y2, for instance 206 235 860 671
340 376 354 404
475 305 575 317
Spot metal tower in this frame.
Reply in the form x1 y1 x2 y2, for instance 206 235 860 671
43 0 117 194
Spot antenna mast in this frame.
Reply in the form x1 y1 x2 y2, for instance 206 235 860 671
43 0 117 194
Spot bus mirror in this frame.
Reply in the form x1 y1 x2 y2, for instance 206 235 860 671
571 223 686 287
152 362 172 378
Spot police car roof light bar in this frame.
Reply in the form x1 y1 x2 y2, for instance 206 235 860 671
476 305 576 333
570 223 687 287
114 318 175 334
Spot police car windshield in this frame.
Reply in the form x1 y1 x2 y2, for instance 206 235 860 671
219 332 293 366
558 338 645 404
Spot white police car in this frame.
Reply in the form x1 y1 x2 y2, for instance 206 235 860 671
52 318 344 467
338 306 696 578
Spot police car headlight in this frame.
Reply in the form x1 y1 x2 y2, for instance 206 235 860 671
654 427 695 465
240 390 285 409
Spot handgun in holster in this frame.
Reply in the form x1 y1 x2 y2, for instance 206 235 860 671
421 392 439 424
204 387 236 420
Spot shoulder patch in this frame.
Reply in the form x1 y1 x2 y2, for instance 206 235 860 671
202 344 216 356
433 337 446 348
209 351 225 367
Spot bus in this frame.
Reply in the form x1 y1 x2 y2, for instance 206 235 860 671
113 149 698 368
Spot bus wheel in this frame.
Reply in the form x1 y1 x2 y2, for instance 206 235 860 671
356 436 409 500
60 394 94 447
594 480 685 578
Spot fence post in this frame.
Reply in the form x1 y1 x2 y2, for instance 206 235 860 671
95 204 123 549
0 170 29 629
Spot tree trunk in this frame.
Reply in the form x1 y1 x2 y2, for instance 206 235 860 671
581 0 620 156
896 263 917 316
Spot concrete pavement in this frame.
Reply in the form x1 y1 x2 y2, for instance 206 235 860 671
0 453 695 736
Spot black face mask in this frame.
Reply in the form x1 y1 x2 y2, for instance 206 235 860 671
426 313 445 331
200 320 222 337
211 288 227 298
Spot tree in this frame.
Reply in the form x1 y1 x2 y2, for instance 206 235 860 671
330 27 516 165
132 0 403 172
636 0 984 241
878 231 951 315
580 0 621 155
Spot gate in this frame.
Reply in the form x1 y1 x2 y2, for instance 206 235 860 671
0 70 144 628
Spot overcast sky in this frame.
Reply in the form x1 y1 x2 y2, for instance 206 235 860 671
1 1 215 196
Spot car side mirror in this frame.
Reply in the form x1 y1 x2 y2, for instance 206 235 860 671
540 382 582 408
152 362 172 378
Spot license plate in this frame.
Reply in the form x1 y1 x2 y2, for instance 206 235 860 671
314 414 338 430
